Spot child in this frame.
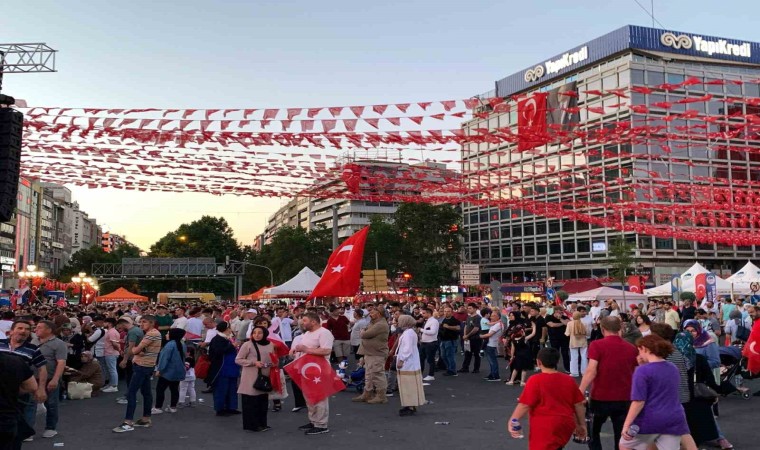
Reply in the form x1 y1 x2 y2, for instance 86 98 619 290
179 348 197 407
508 347 587 450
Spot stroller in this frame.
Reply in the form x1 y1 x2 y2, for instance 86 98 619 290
337 360 365 393
718 345 752 399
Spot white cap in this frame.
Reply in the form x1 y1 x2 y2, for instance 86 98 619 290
246 309 258 314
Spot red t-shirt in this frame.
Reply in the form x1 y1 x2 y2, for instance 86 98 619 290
587 335 639 401
520 372 584 450
324 316 351 341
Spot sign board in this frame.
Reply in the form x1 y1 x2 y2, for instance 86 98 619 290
546 288 556 301
362 269 389 292
705 273 717 303
671 274 682 303
592 242 607 252
750 282 760 293
751 295 760 305
489 280 503 307
460 264 480 285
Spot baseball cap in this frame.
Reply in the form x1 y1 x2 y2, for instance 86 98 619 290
246 308 258 314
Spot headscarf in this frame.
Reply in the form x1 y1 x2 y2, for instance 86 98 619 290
683 319 712 348
673 330 696 370
251 326 270 345
168 328 186 362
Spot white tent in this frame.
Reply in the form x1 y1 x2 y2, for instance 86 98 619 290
644 262 709 297
566 286 648 311
680 273 734 296
726 261 760 295
264 267 321 298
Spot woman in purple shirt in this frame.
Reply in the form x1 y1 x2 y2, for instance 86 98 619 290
620 335 692 450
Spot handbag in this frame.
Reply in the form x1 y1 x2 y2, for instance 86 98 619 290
252 342 273 392
693 373 718 402
194 354 210 380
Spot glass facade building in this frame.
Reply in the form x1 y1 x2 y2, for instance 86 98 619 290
462 26 760 285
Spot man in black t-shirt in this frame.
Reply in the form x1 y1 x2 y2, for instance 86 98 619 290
439 307 461 376
528 305 546 367
545 308 570 372
0 352 38 449
459 303 482 373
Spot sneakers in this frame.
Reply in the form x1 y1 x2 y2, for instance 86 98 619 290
487 377 502 382
291 406 304 412
101 386 118 393
23 437 33 442
298 423 315 431
305 427 330 435
133 419 151 427
165 407 177 413
150 407 163 415
112 423 135 433
42 430 58 438
253 426 272 432
422 376 435 382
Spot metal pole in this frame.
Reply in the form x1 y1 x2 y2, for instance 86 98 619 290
79 282 83 304
375 251 379 270
233 277 237 301
332 205 339 250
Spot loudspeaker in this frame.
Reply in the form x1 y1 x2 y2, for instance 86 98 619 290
0 108 23 223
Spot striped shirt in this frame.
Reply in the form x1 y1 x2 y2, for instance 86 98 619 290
0 339 47 369
133 329 162 368
667 350 690 404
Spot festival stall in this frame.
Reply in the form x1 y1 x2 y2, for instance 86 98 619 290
566 286 648 312
725 261 760 296
238 285 270 301
264 267 321 298
643 262 710 297
95 287 149 303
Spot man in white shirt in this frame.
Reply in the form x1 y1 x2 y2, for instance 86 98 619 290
291 312 334 435
275 308 294 347
184 308 204 342
171 307 188 330
577 306 595 340
589 300 602 321
418 307 439 382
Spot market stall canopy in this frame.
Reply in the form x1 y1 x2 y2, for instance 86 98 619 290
95 287 148 303
239 286 271 301
264 267 321 298
680 272 734 296
566 286 648 312
558 279 603 294
726 261 760 296
644 262 709 297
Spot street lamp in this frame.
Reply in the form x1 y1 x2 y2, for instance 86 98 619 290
18 264 45 304
231 260 274 287
71 271 93 305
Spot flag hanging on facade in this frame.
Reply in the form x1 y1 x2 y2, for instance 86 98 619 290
284 354 346 404
307 226 369 299
517 92 549 151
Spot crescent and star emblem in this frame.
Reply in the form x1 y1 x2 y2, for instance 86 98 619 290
300 362 323 384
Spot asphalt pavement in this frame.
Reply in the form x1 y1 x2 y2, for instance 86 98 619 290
23 356 760 450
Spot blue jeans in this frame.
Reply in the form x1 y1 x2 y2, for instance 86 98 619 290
102 355 119 387
485 346 500 379
20 392 36 429
213 376 238 412
440 340 457 374
44 384 60 430
125 365 153 421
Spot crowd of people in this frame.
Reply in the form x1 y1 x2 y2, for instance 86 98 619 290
0 293 758 449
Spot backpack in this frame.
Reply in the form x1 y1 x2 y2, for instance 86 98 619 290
735 319 751 342
84 328 105 351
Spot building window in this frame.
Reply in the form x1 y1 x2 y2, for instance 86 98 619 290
655 238 673 250
512 225 522 237
550 241 561 255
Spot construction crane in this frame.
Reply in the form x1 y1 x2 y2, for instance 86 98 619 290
0 43 57 101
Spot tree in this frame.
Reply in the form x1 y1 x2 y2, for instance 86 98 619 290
149 216 243 262
680 291 696 302
609 236 635 287
556 290 569 302
394 203 462 288
362 215 402 273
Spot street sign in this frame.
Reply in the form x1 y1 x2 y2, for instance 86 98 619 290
361 269 389 292
460 264 480 285
752 295 760 305
750 282 760 293
546 288 556 301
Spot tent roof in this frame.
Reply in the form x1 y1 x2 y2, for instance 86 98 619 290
567 286 648 303
644 262 710 297
239 286 271 301
727 261 760 282
95 287 148 303
558 279 603 294
264 267 321 297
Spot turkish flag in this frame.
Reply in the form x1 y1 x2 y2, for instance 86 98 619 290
517 92 549 151
284 354 345 404
308 226 369 299
743 320 760 374
694 273 707 300
627 275 642 293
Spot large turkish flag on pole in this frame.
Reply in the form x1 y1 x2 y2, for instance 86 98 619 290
517 92 549 151
308 226 369 299
743 320 760 374
284 354 346 404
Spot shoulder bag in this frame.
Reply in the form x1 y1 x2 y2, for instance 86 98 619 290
252 342 273 392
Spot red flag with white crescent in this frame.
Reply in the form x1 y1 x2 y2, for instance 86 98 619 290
743 320 760 374
517 92 549 151
308 226 369 299
694 273 707 301
284 354 345 404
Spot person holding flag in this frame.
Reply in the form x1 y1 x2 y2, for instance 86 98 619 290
289 312 335 436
